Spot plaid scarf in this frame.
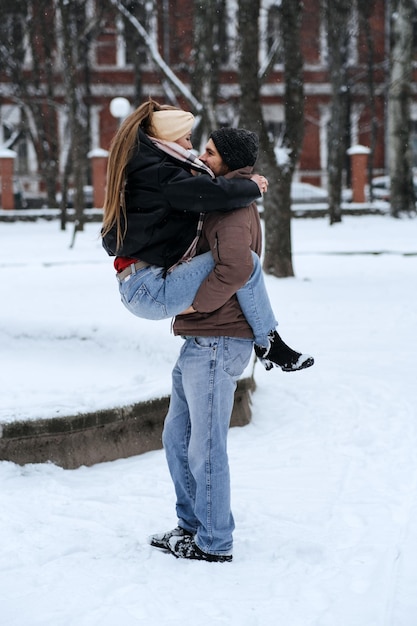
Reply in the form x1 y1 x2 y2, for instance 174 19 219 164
149 136 213 272
150 137 215 178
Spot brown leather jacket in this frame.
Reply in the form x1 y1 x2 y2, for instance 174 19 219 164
173 168 262 339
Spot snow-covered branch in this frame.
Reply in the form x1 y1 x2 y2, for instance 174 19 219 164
258 38 280 81
109 0 203 112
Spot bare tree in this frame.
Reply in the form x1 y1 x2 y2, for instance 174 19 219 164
322 0 352 224
191 0 227 146
57 0 89 237
119 1 155 107
238 0 304 277
57 0 107 237
388 0 416 216
356 0 378 203
0 0 60 208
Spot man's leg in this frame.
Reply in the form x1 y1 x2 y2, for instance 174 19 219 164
171 336 253 557
162 344 199 534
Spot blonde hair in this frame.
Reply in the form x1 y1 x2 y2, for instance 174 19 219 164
101 98 189 250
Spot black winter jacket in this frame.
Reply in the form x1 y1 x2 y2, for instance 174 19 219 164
102 130 261 269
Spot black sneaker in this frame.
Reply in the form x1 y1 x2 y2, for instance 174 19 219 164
148 526 193 550
168 535 232 562
255 330 314 372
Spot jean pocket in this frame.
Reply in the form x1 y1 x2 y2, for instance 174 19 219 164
223 338 253 377
120 281 167 320
193 336 218 349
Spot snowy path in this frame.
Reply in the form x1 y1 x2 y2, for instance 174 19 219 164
1 216 417 625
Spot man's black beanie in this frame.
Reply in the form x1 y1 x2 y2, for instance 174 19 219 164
210 128 259 171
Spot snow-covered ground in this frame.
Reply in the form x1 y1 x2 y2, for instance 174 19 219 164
1 214 417 625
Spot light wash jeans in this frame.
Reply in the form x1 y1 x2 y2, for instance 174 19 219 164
162 335 253 556
118 251 277 347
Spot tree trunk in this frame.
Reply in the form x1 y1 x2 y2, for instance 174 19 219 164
31 0 60 208
323 0 352 224
357 0 378 203
274 0 304 276
238 0 304 277
190 0 225 147
58 0 90 237
388 0 416 216
122 1 149 107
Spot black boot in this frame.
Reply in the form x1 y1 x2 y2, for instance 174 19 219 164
255 330 314 372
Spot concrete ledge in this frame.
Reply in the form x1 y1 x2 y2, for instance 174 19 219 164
0 208 104 222
0 377 256 469
0 204 390 222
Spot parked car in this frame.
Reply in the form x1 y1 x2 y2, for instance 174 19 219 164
56 185 94 208
66 185 94 208
370 175 417 202
291 182 328 204
13 178 28 209
256 181 328 213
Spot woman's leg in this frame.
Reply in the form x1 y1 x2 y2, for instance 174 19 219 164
119 250 276 335
118 252 216 320
234 252 314 371
234 250 277 348
164 252 279 347
118 251 313 371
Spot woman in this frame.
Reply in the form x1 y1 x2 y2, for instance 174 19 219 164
102 98 313 371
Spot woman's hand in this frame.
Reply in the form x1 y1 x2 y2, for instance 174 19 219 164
251 174 269 193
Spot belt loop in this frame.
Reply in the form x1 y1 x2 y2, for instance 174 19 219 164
130 262 136 276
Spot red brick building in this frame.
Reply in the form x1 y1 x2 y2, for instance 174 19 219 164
0 0 416 202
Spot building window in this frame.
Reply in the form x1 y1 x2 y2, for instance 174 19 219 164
95 26 118 66
94 3 154 68
223 0 238 67
120 2 151 67
266 4 283 64
320 5 359 66
266 119 284 145
0 106 29 175
214 1 229 66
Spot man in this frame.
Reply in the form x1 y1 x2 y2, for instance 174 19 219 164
148 128 312 562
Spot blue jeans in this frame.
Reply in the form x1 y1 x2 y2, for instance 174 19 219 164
162 336 253 556
118 251 277 347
